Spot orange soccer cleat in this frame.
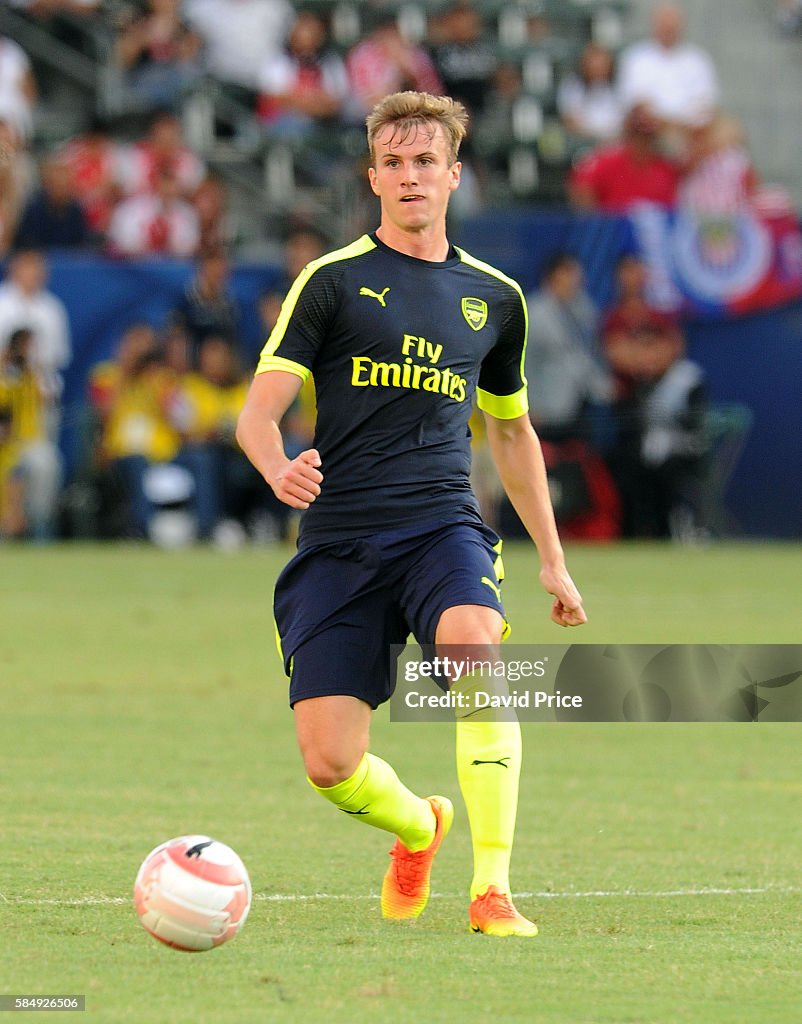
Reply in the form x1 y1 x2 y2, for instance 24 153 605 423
381 796 453 920
469 885 538 937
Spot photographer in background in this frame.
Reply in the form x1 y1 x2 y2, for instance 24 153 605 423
168 334 245 540
88 323 179 538
0 327 62 540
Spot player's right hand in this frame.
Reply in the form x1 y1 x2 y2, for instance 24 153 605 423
272 449 323 509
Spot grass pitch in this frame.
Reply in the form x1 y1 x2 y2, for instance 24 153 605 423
2 542 802 1023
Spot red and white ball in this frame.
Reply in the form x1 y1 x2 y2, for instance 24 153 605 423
134 835 251 952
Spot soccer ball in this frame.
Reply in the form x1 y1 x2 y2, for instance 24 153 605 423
134 835 252 952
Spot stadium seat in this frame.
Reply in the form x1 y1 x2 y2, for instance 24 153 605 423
331 3 362 47
511 95 544 142
522 50 554 95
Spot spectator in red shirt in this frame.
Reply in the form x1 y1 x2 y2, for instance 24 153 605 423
679 110 758 216
568 102 679 213
256 11 348 138
601 253 708 538
57 118 121 236
601 253 681 393
345 16 443 124
117 110 205 200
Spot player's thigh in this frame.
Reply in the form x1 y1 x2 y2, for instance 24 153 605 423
286 589 408 709
294 694 372 787
399 523 508 646
277 541 405 705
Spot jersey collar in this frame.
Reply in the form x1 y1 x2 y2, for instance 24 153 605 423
369 232 461 268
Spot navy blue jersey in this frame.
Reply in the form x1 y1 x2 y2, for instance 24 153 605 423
256 232 528 545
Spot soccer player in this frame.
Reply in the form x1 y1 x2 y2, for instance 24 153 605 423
237 91 587 936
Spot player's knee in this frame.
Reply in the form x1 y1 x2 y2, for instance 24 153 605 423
303 750 361 790
436 604 504 647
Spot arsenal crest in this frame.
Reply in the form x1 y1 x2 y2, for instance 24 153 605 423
461 296 488 331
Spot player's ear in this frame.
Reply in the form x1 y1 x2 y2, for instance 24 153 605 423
368 166 381 196
448 161 462 191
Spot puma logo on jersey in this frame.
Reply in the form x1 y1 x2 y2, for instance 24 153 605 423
359 286 390 307
480 576 502 601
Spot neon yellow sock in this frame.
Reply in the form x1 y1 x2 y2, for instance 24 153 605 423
308 753 436 851
454 677 522 899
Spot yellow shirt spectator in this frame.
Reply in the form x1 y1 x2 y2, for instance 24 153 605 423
90 359 180 463
175 372 248 443
0 365 46 445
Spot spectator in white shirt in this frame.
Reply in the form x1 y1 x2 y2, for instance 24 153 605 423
0 36 37 141
0 248 71 410
617 3 719 130
184 0 293 89
107 168 200 258
0 115 35 256
558 42 624 144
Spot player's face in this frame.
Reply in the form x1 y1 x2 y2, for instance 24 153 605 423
368 122 461 235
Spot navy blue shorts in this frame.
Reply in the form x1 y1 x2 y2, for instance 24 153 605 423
273 520 508 708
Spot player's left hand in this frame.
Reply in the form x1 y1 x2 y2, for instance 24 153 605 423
539 565 588 628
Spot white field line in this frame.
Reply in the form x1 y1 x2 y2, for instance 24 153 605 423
4 885 800 907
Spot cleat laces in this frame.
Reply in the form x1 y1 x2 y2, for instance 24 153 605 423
475 887 518 919
388 844 431 896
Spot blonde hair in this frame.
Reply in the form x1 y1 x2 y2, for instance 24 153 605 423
366 91 469 166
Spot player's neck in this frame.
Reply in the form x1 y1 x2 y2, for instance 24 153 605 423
375 223 451 263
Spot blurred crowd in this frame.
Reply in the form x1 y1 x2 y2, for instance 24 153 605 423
0 240 712 546
1 1 764 252
0 2 773 544
517 249 708 544
2 106 225 256
0 233 321 544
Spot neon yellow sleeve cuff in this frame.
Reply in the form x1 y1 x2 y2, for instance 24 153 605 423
254 355 311 382
476 386 529 420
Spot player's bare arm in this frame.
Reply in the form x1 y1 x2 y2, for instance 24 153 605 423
483 411 587 628
236 371 323 510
